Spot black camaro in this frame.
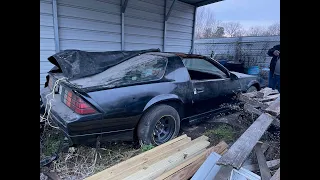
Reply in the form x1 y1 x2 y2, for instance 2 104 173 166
40 49 260 146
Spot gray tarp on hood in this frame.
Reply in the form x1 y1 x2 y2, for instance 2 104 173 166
47 49 160 80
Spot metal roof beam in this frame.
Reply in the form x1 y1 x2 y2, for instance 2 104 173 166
165 0 177 21
121 0 129 13
194 0 223 7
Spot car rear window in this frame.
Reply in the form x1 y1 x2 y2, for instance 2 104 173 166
70 54 168 88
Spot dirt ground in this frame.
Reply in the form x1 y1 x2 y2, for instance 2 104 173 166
40 103 280 180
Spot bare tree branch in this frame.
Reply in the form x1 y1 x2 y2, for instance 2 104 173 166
223 22 244 37
267 22 280 35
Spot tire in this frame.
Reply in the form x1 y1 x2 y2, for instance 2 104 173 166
137 104 180 146
246 86 258 93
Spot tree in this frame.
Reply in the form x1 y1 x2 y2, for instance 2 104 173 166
246 26 268 36
214 26 225 37
223 22 243 37
195 6 221 39
267 22 280 35
203 27 214 38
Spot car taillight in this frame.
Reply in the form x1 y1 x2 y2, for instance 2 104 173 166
62 89 97 115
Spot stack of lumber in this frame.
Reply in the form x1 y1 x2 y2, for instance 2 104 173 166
85 135 228 180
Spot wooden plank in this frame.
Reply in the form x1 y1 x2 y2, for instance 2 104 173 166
243 91 259 98
123 140 210 180
259 94 280 103
242 159 280 172
244 103 262 116
216 113 274 169
256 87 278 98
239 94 269 109
104 136 205 180
109 136 209 180
244 103 280 128
265 97 280 117
261 143 270 154
86 134 190 180
270 168 280 180
156 141 228 180
265 101 274 106
254 142 271 180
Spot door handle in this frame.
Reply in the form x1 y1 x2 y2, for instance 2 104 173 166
195 87 204 93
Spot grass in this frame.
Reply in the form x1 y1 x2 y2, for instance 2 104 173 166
204 124 235 143
140 144 155 152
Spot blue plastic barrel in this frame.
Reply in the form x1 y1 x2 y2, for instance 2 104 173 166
218 60 228 66
246 66 260 75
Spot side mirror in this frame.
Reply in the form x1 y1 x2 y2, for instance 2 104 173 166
230 73 238 80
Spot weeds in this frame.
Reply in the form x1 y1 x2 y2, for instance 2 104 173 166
204 124 235 142
140 144 155 152
40 126 141 179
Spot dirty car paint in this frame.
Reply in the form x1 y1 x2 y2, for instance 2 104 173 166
40 52 260 145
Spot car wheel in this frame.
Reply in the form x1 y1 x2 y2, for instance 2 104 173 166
246 86 258 93
137 104 180 146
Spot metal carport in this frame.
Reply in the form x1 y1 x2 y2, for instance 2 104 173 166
40 0 223 88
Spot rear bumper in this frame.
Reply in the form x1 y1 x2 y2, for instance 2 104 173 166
40 87 135 145
50 111 134 145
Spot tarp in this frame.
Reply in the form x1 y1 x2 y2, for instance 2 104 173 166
47 49 160 80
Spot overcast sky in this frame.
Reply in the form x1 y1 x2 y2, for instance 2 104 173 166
202 0 280 29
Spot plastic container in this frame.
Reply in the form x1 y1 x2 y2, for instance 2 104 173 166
246 66 260 75
225 61 244 73
218 60 229 66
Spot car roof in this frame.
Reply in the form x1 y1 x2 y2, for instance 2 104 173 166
144 52 207 59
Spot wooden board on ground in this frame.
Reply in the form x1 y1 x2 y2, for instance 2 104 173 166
244 103 280 128
270 168 280 180
216 113 274 169
111 136 209 180
156 141 228 180
239 94 269 109
86 135 191 180
256 88 279 98
242 159 280 172
264 97 280 117
254 142 271 180
244 103 263 116
123 140 210 180
259 94 280 103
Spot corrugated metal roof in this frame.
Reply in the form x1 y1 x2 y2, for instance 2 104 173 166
179 0 224 7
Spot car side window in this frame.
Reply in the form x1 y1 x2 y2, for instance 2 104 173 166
182 58 227 78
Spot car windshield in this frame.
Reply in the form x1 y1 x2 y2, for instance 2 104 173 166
70 54 168 88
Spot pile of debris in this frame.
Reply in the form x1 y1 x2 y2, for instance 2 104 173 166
85 135 228 180
192 93 280 180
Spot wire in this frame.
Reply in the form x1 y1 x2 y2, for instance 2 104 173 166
40 77 67 129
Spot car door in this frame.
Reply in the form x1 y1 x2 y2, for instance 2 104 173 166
182 58 241 115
